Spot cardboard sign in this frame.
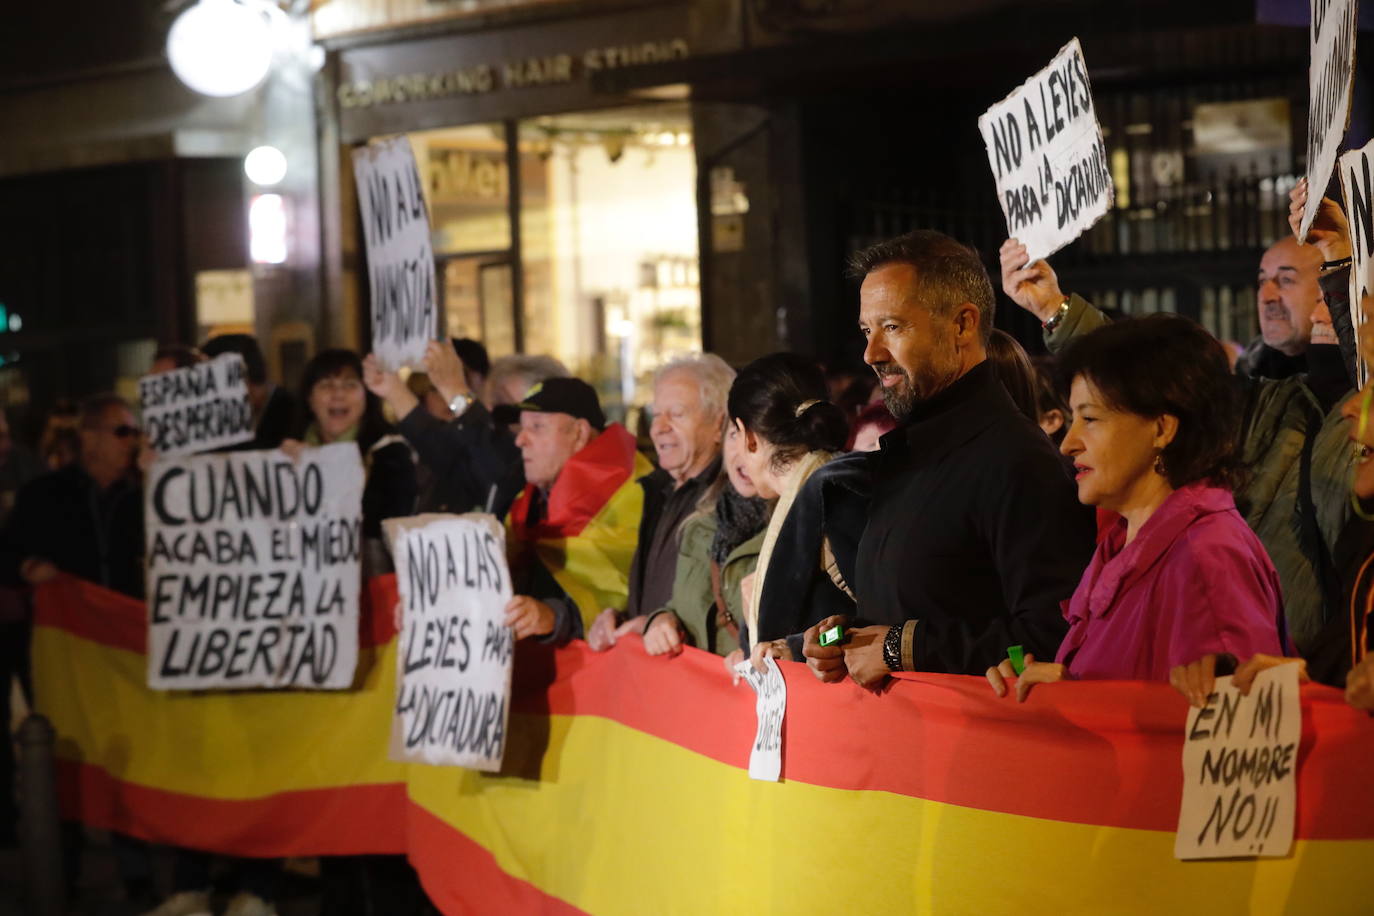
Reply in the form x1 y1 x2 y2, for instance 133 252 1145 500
978 37 1114 264
388 514 514 770
734 655 785 782
1300 0 1359 239
1175 664 1300 860
352 136 438 371
1339 138 1374 389
145 444 364 691
139 353 254 458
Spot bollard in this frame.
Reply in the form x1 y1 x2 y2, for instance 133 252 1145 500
16 714 63 916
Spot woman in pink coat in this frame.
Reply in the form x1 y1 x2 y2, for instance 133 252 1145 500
987 314 1286 701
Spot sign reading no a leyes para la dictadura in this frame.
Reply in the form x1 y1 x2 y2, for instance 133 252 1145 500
338 38 690 110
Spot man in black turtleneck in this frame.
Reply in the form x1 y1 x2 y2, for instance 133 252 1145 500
802 230 1094 687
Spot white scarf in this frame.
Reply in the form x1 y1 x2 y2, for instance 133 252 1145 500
744 450 838 650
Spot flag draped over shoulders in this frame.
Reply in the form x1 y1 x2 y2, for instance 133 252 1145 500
506 423 652 628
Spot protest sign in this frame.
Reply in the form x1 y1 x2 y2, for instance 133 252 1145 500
1300 0 1359 239
145 443 364 691
1339 137 1374 389
352 136 438 371
387 514 514 770
1174 664 1300 860
734 655 785 781
978 38 1113 264
139 353 254 458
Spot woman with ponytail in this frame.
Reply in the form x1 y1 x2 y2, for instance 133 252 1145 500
726 353 871 670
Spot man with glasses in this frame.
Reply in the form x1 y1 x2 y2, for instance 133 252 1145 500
0 393 145 598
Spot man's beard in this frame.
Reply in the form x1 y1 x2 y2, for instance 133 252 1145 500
875 350 960 422
878 370 917 421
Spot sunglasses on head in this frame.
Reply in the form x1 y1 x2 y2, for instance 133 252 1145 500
112 425 140 439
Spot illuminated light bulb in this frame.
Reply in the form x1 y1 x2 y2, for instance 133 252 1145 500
167 0 274 98
244 145 288 186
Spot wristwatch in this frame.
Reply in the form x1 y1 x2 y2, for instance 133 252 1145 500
447 391 476 418
1042 298 1071 333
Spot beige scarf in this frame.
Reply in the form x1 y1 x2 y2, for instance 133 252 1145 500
745 450 839 650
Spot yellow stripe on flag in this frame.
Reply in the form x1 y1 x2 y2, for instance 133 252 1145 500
410 712 1374 916
34 624 406 799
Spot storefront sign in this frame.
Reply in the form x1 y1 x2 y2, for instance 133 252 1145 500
338 39 690 111
333 5 711 142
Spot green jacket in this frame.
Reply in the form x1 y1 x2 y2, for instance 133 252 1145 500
1045 295 1354 652
648 512 764 656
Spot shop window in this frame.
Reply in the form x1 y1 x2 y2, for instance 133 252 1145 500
395 105 701 417
519 104 700 419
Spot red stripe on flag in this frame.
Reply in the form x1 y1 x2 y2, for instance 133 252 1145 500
513 638 1374 839
35 574 398 654
407 803 586 916
56 760 407 858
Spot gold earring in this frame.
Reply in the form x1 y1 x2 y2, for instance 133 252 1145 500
1154 453 1165 475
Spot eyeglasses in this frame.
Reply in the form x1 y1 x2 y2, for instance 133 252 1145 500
314 378 363 394
112 425 140 439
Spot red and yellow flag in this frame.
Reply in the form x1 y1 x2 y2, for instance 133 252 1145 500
506 422 652 629
33 576 1374 914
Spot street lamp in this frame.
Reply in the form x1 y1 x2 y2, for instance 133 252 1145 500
166 0 275 97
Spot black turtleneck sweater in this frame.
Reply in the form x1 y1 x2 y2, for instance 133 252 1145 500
853 360 1095 674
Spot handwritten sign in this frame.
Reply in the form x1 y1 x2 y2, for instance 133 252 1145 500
1300 0 1359 239
1175 665 1300 860
389 514 514 770
352 136 438 370
1339 138 1374 389
139 354 254 458
734 655 785 782
978 38 1113 264
145 444 364 691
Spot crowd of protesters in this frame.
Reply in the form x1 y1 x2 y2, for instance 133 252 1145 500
0 177 1372 915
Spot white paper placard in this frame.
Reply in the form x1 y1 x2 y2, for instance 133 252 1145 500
978 37 1114 264
1175 664 1301 860
389 515 514 771
352 136 438 371
145 443 364 691
139 353 254 458
1339 138 1374 389
734 655 786 782
1300 0 1359 239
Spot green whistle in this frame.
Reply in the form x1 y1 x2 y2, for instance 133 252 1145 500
819 625 846 647
1007 645 1026 676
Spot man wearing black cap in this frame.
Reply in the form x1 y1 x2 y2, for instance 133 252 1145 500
498 378 652 644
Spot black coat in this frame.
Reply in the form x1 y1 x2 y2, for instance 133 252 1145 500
854 361 1095 674
754 451 871 652
361 439 418 540
0 465 145 598
396 403 522 518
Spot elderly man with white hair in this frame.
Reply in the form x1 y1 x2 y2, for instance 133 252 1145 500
588 353 736 651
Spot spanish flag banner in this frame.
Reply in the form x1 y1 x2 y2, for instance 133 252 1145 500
33 575 408 857
33 577 1374 914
